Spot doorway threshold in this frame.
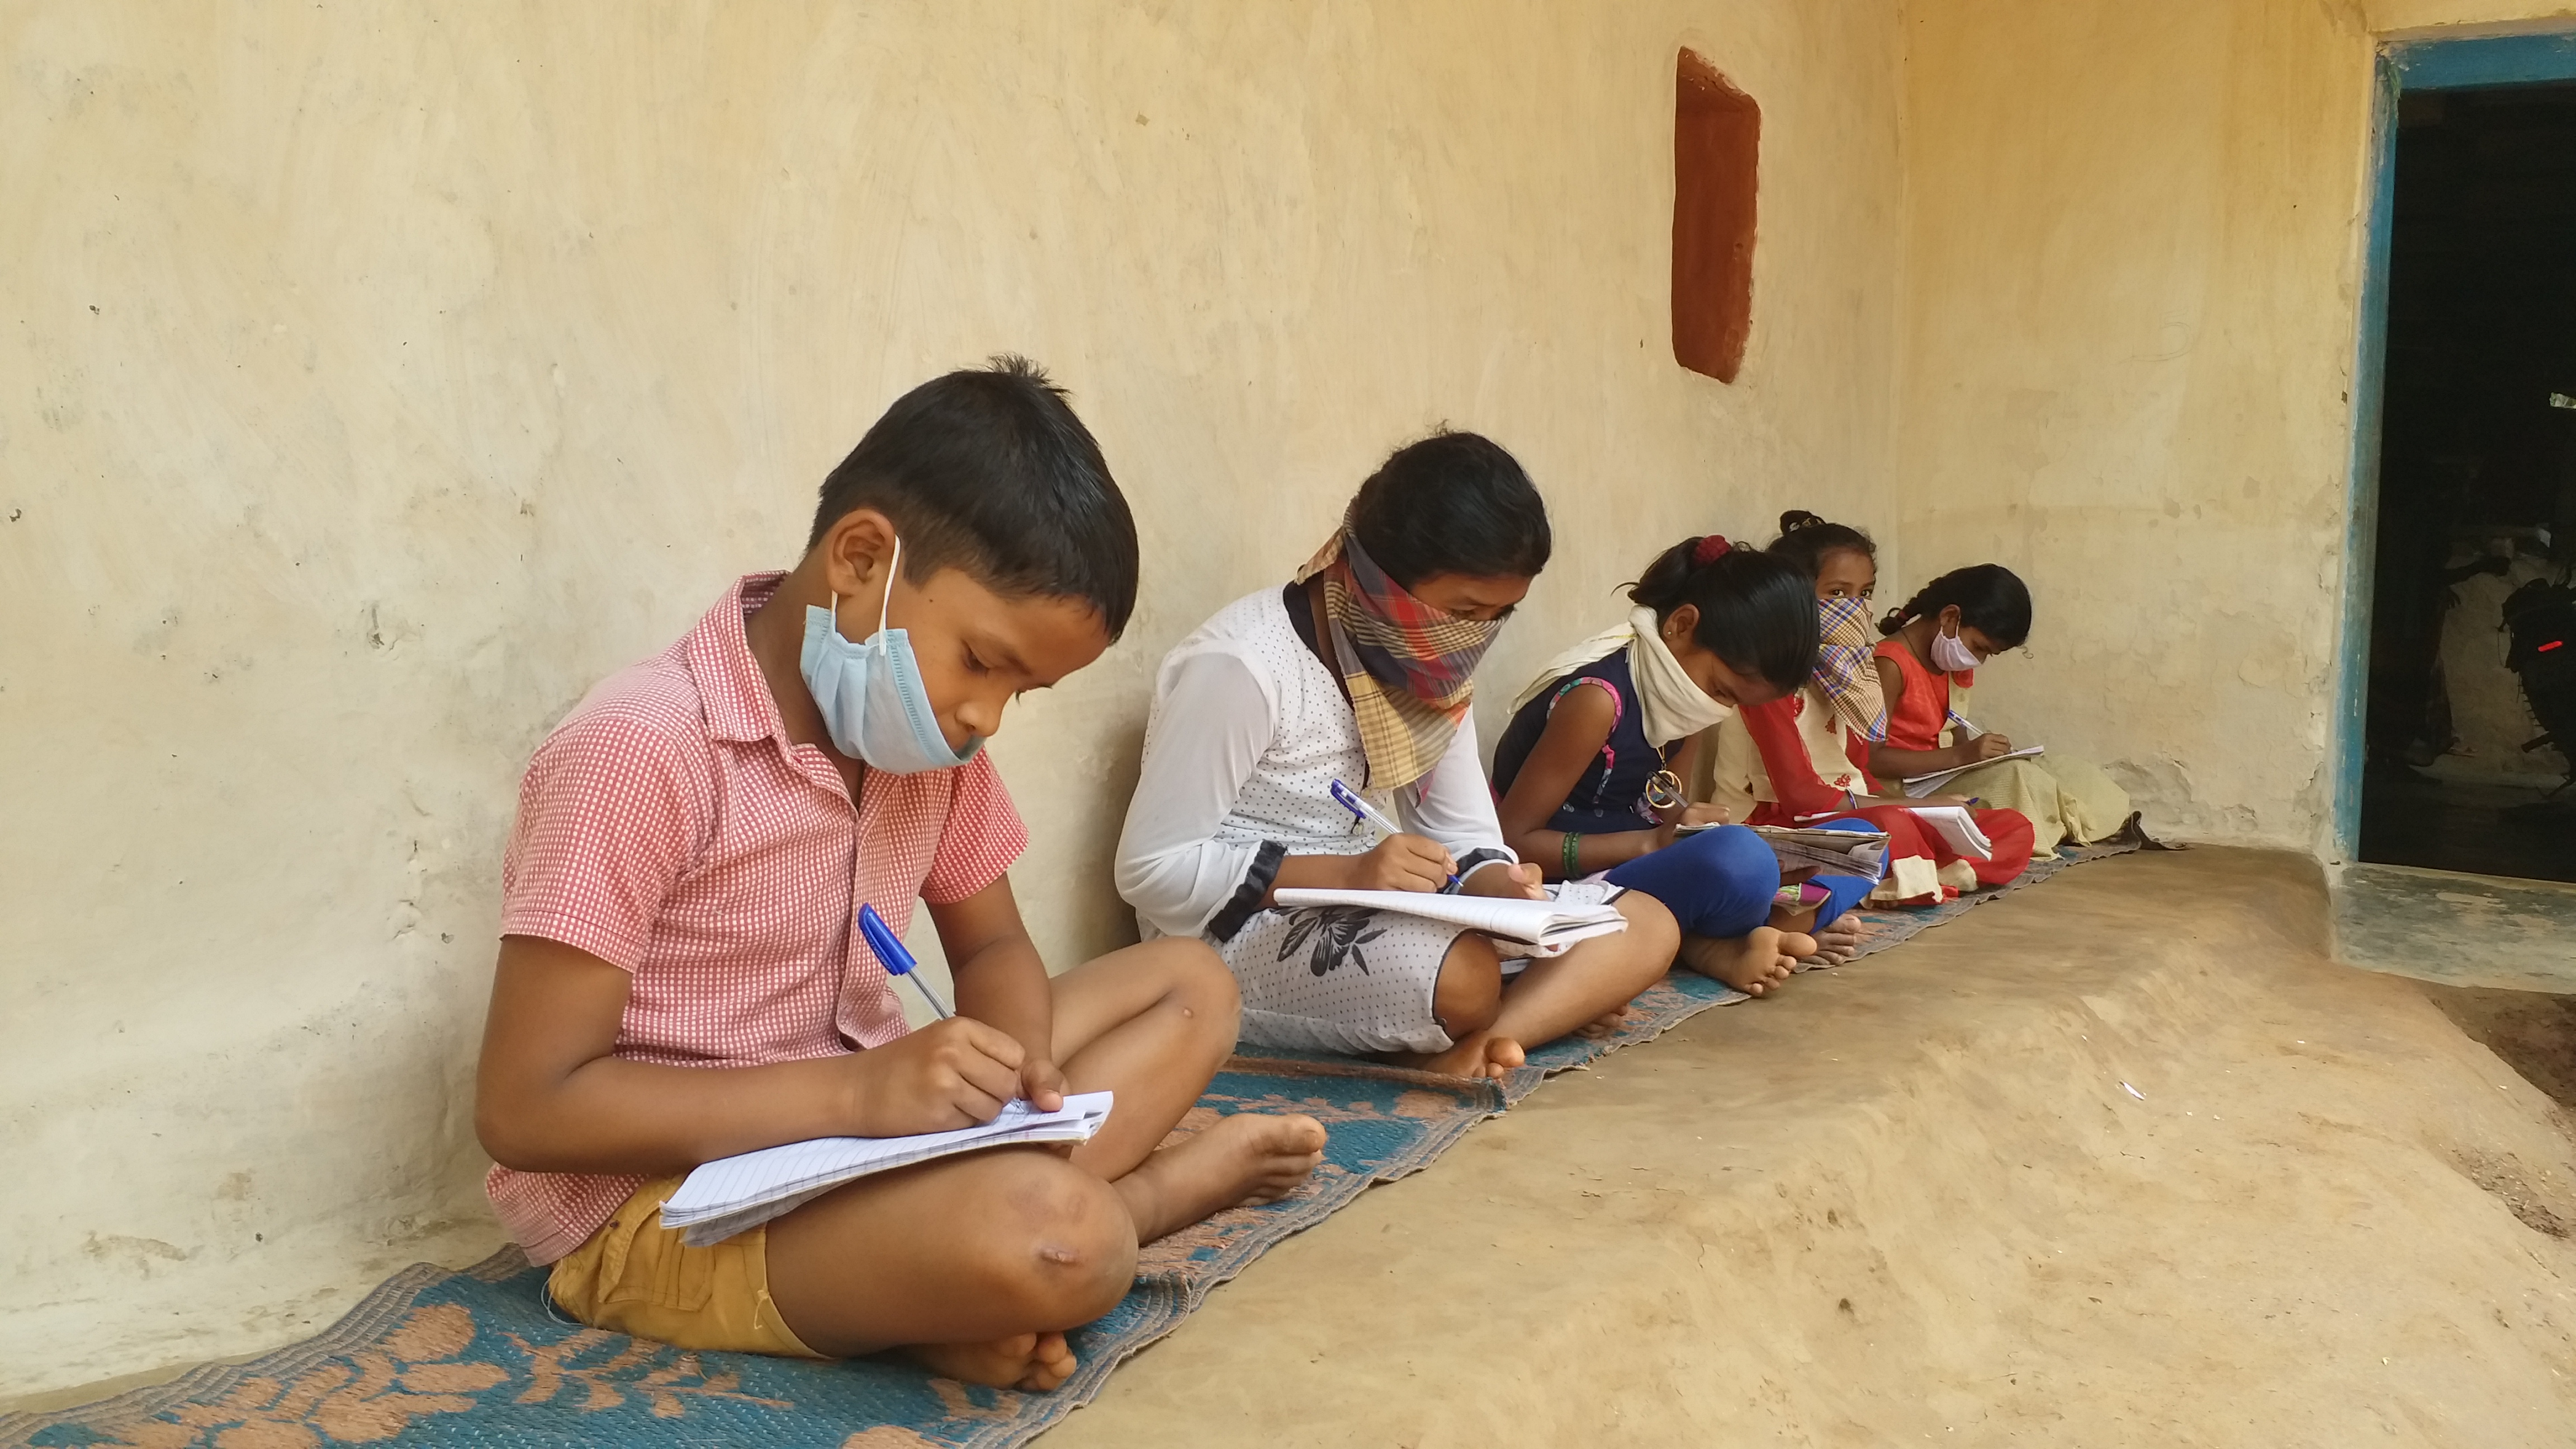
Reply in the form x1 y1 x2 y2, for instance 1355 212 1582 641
2332 860 2576 993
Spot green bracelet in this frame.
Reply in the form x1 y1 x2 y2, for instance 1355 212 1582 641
1561 831 1583 879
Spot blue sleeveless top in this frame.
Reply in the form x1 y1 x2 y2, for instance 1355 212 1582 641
1490 647 1675 834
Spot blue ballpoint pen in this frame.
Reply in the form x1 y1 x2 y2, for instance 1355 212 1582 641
1329 779 1460 889
858 902 952 1020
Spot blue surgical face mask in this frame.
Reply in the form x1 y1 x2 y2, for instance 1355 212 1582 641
798 536 983 774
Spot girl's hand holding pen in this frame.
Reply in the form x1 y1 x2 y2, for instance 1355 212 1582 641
1325 778 1460 891
1340 832 1459 893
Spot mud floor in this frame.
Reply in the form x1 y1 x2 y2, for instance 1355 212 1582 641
1043 847 2576 1447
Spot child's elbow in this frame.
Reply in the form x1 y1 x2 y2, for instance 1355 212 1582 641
473 1092 548 1172
1109 853 1147 908
1109 854 1178 929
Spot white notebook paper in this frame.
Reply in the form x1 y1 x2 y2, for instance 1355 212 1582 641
1268 888 1629 952
1901 745 2046 797
659 1091 1115 1246
1902 805 1993 860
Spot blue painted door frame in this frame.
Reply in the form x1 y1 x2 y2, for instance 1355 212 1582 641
2333 29 2576 859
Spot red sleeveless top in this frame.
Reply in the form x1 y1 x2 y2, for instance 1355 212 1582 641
1873 639 1972 751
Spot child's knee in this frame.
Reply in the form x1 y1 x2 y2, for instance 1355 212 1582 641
1143 937 1241 1039
1617 890 1682 961
1431 932 1503 1036
1697 823 1777 882
979 1158 1138 1329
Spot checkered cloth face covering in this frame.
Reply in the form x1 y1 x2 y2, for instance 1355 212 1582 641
1813 594 1888 741
1294 530 1504 791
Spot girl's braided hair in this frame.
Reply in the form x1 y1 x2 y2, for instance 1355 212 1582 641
1876 563 2032 647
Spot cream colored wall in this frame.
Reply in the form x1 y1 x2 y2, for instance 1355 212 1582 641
1889 0 2575 850
0 0 1903 1394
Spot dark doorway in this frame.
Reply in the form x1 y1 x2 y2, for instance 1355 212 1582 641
2360 82 2576 882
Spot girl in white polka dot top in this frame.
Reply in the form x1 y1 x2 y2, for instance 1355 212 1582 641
1116 432 1680 1079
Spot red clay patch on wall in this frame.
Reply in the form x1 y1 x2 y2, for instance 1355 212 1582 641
1672 49 1759 383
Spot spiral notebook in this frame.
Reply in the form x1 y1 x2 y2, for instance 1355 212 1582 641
658 1091 1115 1246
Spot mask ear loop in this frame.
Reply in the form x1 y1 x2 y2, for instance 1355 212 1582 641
878 535 902 638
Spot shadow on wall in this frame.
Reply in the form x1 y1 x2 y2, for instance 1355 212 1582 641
1072 716 1152 950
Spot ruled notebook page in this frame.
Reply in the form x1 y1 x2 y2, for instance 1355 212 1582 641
1267 888 1623 944
660 1091 1114 1246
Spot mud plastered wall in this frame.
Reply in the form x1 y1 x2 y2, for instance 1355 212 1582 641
1890 0 2572 849
0 0 1902 1392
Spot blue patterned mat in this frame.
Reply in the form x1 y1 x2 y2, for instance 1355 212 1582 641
2 844 2132 1449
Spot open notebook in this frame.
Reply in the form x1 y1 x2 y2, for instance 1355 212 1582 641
1902 804 1993 860
1269 888 1630 953
1901 745 2045 797
1748 825 1889 878
659 1091 1115 1247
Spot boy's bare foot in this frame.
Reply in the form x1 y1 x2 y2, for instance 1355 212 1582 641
905 1330 1077 1391
1575 1002 1634 1039
1677 927 1814 996
1394 1029 1526 1081
1805 911 1864 968
1117 1111 1327 1242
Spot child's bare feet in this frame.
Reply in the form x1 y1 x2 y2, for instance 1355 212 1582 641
905 1330 1077 1390
1117 1111 1327 1242
1394 1029 1527 1081
1803 910 1864 968
1575 1002 1635 1039
1677 927 1813 996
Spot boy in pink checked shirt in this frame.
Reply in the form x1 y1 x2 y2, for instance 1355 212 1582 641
472 357 1325 1391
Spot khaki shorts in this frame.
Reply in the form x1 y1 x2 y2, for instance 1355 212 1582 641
546 1174 825 1359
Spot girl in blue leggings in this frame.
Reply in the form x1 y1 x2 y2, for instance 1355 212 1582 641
1493 534 1876 997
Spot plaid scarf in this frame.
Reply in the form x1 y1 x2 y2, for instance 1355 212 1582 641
1294 530 1504 790
1813 595 1888 741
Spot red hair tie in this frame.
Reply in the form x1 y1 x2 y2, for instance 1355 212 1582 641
1693 534 1732 566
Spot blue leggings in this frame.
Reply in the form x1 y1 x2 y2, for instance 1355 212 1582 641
1803 817 1880 927
1602 818 1879 940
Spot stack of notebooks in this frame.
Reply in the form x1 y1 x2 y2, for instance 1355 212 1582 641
1745 824 1888 878
659 1091 1115 1247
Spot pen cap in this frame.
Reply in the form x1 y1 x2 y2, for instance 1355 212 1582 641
856 902 914 976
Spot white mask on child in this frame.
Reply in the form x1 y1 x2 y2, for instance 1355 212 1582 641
1930 619 1982 674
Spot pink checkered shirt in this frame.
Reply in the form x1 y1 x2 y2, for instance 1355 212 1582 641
485 572 1027 1263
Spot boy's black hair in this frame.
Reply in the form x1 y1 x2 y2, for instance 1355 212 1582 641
1630 538 1819 693
1766 509 1877 577
1878 563 2032 648
809 356 1139 638
1347 430 1552 589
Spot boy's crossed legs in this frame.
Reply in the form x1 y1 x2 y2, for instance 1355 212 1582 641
767 939 1324 1389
